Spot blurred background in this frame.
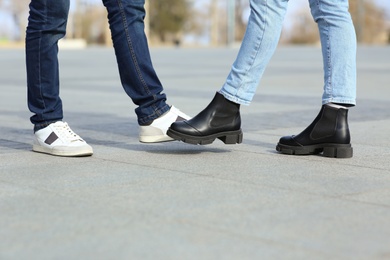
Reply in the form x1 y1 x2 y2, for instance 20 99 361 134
0 0 389 48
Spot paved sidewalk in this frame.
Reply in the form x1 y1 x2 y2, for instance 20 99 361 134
1 46 389 259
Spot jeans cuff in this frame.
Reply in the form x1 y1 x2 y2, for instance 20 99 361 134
138 104 170 125
34 121 59 132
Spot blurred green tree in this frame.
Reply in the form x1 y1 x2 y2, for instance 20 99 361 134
148 0 192 44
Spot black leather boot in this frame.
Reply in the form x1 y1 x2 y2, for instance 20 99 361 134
167 92 243 145
276 104 353 158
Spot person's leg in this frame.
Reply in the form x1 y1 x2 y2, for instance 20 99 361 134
103 0 169 125
311 0 357 105
167 0 289 144
102 0 190 143
26 0 70 131
26 0 93 157
220 0 289 105
276 0 356 158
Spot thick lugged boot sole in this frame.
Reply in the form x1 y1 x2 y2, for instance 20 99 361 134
276 143 353 158
167 128 243 145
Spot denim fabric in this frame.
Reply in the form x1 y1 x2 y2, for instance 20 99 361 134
26 0 70 128
220 0 356 106
26 0 169 129
102 0 169 124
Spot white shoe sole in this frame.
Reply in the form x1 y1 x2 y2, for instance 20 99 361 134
33 144 93 157
139 135 174 143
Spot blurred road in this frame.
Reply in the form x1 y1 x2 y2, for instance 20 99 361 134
1 45 389 259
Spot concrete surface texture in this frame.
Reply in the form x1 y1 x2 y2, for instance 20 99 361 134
0 46 389 259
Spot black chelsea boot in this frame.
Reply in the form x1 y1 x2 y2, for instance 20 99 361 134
276 104 353 158
167 92 243 145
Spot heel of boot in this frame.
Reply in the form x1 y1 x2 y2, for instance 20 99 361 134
218 130 243 144
323 145 353 158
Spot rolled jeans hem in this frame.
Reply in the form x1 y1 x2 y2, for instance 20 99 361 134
219 90 251 106
322 99 356 106
34 120 61 132
138 104 170 125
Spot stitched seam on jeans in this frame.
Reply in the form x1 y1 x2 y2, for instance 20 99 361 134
317 0 332 100
38 2 48 122
117 0 151 98
236 0 267 97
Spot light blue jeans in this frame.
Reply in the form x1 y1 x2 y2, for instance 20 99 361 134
220 0 357 106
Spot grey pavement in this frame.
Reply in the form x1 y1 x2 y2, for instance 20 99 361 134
1 45 389 259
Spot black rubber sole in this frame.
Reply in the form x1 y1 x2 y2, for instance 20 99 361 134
276 142 353 158
167 128 243 145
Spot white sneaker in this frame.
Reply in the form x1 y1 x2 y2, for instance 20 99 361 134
33 121 93 157
139 106 190 143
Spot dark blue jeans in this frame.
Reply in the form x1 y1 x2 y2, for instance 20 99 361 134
26 0 169 131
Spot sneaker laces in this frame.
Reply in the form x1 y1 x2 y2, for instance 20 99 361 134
53 122 84 143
